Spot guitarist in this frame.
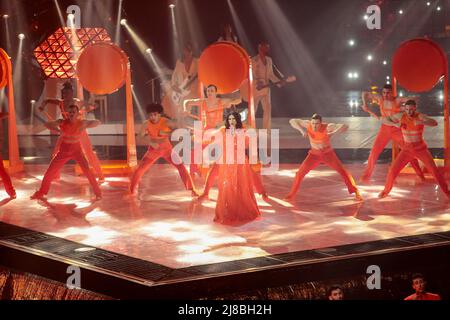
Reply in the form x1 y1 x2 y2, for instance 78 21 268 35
251 40 284 131
169 43 199 123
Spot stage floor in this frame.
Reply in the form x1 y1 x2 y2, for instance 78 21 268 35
1 163 449 270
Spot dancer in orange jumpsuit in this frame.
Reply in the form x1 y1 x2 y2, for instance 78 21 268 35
129 103 195 195
184 84 240 176
0 112 16 199
39 82 104 182
361 84 424 181
378 100 450 199
286 114 362 201
213 112 261 225
31 105 102 200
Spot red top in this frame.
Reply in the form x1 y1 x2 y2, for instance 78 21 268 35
380 98 401 117
404 292 441 301
146 118 172 149
400 112 425 148
59 119 84 144
202 99 224 130
307 123 332 152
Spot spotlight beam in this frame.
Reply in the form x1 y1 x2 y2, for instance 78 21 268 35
115 0 124 45
226 0 253 53
53 0 67 27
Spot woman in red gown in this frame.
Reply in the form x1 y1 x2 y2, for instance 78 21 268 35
214 112 261 226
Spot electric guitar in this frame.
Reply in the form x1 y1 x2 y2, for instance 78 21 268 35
240 75 297 101
256 75 297 92
171 74 198 105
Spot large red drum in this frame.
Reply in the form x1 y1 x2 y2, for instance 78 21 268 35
199 42 250 94
76 42 128 94
0 49 8 88
392 39 446 92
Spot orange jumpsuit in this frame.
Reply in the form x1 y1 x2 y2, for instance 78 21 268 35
288 123 358 197
190 99 226 176
381 113 449 196
35 119 102 198
52 101 104 180
130 118 194 193
363 98 424 180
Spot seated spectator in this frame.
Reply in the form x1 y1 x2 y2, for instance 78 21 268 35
328 285 344 300
404 273 441 300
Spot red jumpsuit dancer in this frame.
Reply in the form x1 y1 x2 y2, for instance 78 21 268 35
39 82 104 181
0 112 16 198
129 103 194 194
361 84 424 181
378 100 449 199
286 114 362 201
31 105 102 200
184 84 239 177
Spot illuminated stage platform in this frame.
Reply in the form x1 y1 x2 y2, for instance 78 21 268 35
1 163 449 298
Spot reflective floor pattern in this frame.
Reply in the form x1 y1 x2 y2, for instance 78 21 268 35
1 163 449 269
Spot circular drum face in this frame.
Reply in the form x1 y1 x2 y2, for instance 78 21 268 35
393 39 446 92
77 42 128 95
199 42 250 94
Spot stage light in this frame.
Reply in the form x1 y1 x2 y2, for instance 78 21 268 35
120 19 127 26
363 15 368 20
169 4 175 9
367 54 373 61
386 76 390 80
383 60 387 65
386 80 391 85
348 72 354 79
426 2 431 6
30 100 36 104
399 92 404 97
398 9 404 14
18 33 25 40
146 48 152 54
439 93 444 101
2 14 8 19
353 72 359 79
437 6 441 11
348 39 355 46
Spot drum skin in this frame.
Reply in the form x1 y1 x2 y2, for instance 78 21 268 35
392 39 446 92
77 42 128 94
199 42 249 94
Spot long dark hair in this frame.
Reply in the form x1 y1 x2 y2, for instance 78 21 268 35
225 111 243 129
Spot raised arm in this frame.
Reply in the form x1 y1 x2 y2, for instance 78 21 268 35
361 91 381 119
38 98 61 110
382 112 403 127
221 96 242 109
327 123 349 136
44 120 63 132
289 119 309 137
183 99 203 120
417 113 438 127
82 119 101 129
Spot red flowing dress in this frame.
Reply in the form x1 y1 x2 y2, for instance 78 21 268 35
214 128 261 226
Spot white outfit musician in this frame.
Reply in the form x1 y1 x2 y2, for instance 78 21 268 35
171 58 198 99
251 55 283 130
168 58 199 124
